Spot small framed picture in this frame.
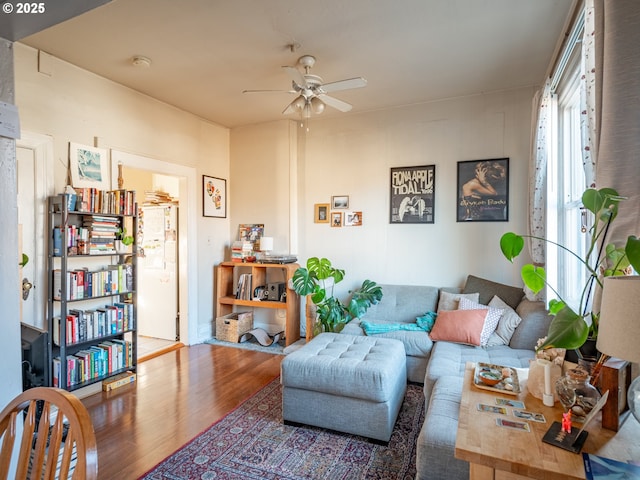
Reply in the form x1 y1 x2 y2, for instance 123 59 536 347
69 142 110 190
203 175 226 218
314 203 330 223
331 212 343 227
331 195 349 209
344 211 362 226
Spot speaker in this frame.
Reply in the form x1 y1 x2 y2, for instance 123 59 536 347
267 282 286 301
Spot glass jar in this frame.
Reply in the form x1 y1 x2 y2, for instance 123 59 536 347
555 366 601 422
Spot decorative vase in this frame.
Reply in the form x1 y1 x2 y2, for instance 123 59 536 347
527 358 562 403
555 366 601 422
115 240 130 254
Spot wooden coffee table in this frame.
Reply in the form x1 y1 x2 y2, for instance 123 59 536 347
455 362 639 479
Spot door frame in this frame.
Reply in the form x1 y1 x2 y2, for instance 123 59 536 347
111 150 197 345
17 132 54 330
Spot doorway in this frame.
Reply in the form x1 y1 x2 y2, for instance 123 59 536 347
111 150 198 355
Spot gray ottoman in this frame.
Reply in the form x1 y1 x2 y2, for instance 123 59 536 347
280 332 407 442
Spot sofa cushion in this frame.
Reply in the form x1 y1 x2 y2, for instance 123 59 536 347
429 309 487 346
509 299 554 350
363 284 440 323
437 291 479 311
462 274 524 309
458 297 503 346
486 295 523 346
342 318 433 357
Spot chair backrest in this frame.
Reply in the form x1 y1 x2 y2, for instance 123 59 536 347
0 387 98 480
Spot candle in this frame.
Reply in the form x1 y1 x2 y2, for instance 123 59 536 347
543 360 551 395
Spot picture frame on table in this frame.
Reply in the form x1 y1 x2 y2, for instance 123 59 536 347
203 175 227 218
390 165 435 224
331 195 349 209
315 203 330 223
456 158 509 222
69 142 110 190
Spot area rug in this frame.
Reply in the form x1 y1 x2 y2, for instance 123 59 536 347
139 378 424 480
204 336 307 355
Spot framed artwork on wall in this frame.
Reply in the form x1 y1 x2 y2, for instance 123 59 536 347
344 211 363 226
315 203 330 223
203 175 227 218
331 212 343 227
390 165 435 224
456 158 509 222
331 195 349 209
69 142 110 190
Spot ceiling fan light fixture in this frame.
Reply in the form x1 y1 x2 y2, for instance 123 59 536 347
302 103 312 119
310 97 325 114
293 95 306 110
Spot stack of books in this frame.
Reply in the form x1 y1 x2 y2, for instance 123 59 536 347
84 216 119 254
231 241 253 262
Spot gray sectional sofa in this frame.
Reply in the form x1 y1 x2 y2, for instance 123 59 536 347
341 276 553 480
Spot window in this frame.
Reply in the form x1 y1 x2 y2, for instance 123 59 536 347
546 18 590 313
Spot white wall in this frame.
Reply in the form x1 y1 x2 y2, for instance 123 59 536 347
0 38 22 410
230 87 535 305
14 43 231 344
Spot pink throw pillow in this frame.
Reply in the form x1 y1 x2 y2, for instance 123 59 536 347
429 309 487 346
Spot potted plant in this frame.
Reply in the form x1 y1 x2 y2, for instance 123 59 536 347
115 228 134 254
500 187 640 353
292 257 383 335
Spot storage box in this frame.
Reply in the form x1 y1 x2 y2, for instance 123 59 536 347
216 311 254 342
102 371 136 392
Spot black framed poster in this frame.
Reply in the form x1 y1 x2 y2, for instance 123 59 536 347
456 158 509 222
390 165 435 224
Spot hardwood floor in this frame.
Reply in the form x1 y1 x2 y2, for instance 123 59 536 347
81 344 283 479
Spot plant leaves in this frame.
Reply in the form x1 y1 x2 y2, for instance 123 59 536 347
548 299 566 315
348 280 383 318
292 268 315 296
521 264 546 293
539 305 589 350
582 187 623 222
500 232 524 262
626 235 640 273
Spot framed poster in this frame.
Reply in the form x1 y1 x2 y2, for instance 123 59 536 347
315 203 330 223
69 142 110 190
390 165 435 224
203 175 226 218
331 195 349 209
457 158 509 222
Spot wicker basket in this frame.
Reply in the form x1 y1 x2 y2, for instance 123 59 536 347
216 312 254 343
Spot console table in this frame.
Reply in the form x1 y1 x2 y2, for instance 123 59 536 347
455 362 639 479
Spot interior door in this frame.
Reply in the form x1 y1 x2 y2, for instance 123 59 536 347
16 134 52 330
137 205 179 340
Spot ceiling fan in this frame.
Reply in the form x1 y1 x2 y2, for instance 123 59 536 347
243 55 367 118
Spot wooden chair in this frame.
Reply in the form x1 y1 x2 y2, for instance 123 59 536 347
0 387 98 480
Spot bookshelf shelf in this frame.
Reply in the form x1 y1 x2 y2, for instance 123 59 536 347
47 193 138 391
215 262 301 346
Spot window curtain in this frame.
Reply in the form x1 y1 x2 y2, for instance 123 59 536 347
526 80 552 301
581 0 598 189
593 0 640 246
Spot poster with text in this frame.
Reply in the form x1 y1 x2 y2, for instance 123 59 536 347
457 158 509 222
390 165 435 224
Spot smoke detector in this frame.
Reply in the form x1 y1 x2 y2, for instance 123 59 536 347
131 55 152 68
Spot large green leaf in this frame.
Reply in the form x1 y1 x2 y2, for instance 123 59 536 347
582 187 623 222
626 235 640 273
500 232 524 262
292 268 314 296
348 280 383 318
520 264 546 293
539 306 589 350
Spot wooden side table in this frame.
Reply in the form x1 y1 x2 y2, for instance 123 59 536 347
455 362 640 480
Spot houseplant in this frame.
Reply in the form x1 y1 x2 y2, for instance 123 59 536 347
500 187 640 352
115 228 134 253
292 257 383 335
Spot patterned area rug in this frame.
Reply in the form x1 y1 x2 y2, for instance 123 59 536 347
139 378 424 480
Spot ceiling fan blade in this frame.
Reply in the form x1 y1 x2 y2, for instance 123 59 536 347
282 66 308 88
242 89 295 94
320 77 367 93
317 94 353 112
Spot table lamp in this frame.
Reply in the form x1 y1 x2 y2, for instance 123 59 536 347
596 276 640 423
259 236 273 255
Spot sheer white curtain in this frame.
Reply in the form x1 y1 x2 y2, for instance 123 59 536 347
581 0 598 189
526 80 552 300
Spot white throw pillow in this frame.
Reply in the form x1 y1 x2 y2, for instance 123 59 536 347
486 295 523 346
437 291 479 312
458 296 503 347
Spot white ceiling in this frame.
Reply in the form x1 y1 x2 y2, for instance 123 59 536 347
20 0 574 129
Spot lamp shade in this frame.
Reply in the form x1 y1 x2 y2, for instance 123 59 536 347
596 276 640 363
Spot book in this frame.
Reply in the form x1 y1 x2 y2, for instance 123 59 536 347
583 453 640 479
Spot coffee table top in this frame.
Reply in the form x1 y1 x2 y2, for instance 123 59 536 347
455 362 640 479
